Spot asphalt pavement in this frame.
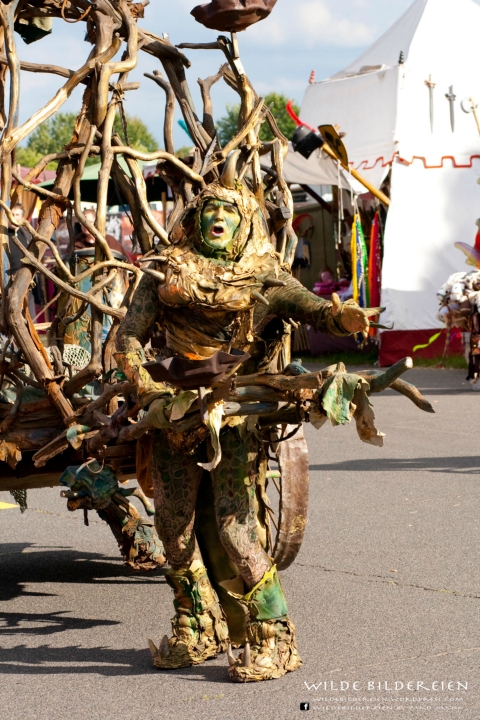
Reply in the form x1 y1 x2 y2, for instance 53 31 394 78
0 367 479 720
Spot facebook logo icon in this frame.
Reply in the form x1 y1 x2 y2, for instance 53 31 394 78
300 702 310 711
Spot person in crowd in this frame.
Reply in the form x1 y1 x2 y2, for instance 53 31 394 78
74 207 127 257
7 203 36 318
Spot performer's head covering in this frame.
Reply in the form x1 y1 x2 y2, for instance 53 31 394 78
170 151 272 263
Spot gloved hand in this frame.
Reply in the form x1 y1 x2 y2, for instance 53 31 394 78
146 390 199 429
114 350 173 408
146 396 173 429
331 292 384 339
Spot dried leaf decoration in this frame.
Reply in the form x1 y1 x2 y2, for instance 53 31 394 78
66 425 91 450
321 373 361 426
320 373 385 446
352 382 385 447
198 402 225 471
0 440 22 468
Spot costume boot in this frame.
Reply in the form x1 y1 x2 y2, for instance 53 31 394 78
227 565 302 682
148 559 229 669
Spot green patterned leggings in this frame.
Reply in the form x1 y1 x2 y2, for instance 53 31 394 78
151 426 271 589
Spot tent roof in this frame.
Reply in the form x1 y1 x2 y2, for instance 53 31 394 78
40 157 167 203
263 143 358 190
330 0 428 80
300 0 480 182
330 0 480 80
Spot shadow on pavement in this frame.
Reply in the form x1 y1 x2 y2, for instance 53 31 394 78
0 611 119 636
0 645 233 680
0 644 152 676
0 543 36 558
310 456 480 473
0 546 166 601
152 662 233 684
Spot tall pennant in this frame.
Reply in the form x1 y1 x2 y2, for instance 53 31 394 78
351 214 368 308
368 211 382 308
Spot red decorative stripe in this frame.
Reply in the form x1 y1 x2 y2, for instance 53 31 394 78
353 152 480 171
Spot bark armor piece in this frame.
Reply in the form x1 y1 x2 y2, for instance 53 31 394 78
149 561 229 669
228 565 302 682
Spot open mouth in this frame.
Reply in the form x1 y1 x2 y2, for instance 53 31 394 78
211 224 225 237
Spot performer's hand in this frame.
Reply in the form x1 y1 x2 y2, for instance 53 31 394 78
331 292 384 339
146 396 172 429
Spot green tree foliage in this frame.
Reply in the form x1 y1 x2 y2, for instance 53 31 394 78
175 146 193 158
16 112 78 168
16 111 158 168
113 113 157 153
216 93 300 146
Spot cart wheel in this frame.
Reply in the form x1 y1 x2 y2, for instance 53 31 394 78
265 423 310 571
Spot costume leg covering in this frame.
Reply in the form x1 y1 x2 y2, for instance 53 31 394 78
149 436 229 667
228 565 302 682
211 427 271 587
149 559 229 668
151 433 204 569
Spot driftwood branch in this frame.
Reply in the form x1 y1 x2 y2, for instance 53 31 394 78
0 53 74 80
144 70 175 155
0 39 121 161
9 231 126 320
198 66 226 138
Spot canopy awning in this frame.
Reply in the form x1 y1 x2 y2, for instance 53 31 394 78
40 157 167 204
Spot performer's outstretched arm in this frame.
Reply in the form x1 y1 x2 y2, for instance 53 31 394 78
265 272 382 339
264 272 348 335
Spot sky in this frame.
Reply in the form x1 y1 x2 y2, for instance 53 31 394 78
13 0 480 148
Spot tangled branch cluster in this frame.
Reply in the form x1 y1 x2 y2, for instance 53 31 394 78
0 0 296 467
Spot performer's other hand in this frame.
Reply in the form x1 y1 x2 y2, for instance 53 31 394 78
146 396 172 429
331 292 384 339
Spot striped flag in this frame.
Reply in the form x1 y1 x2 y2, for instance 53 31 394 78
351 214 368 308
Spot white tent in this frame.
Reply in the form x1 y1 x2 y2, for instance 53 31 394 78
299 0 480 334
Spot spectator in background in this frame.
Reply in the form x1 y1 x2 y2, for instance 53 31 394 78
7 203 36 318
74 208 128 257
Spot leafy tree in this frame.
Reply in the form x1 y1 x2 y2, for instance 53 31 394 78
17 112 78 168
17 111 158 168
113 113 157 153
216 93 300 146
175 145 193 158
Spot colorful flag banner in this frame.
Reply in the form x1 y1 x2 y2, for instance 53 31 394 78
351 214 368 308
368 211 382 309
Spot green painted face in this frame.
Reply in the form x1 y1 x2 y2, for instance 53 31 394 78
200 199 241 256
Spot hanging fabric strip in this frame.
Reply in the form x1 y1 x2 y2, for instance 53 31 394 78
357 216 369 308
351 214 368 309
368 211 382 308
350 214 358 303
368 211 382 337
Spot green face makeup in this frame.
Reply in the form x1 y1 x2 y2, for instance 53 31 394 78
200 199 241 256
